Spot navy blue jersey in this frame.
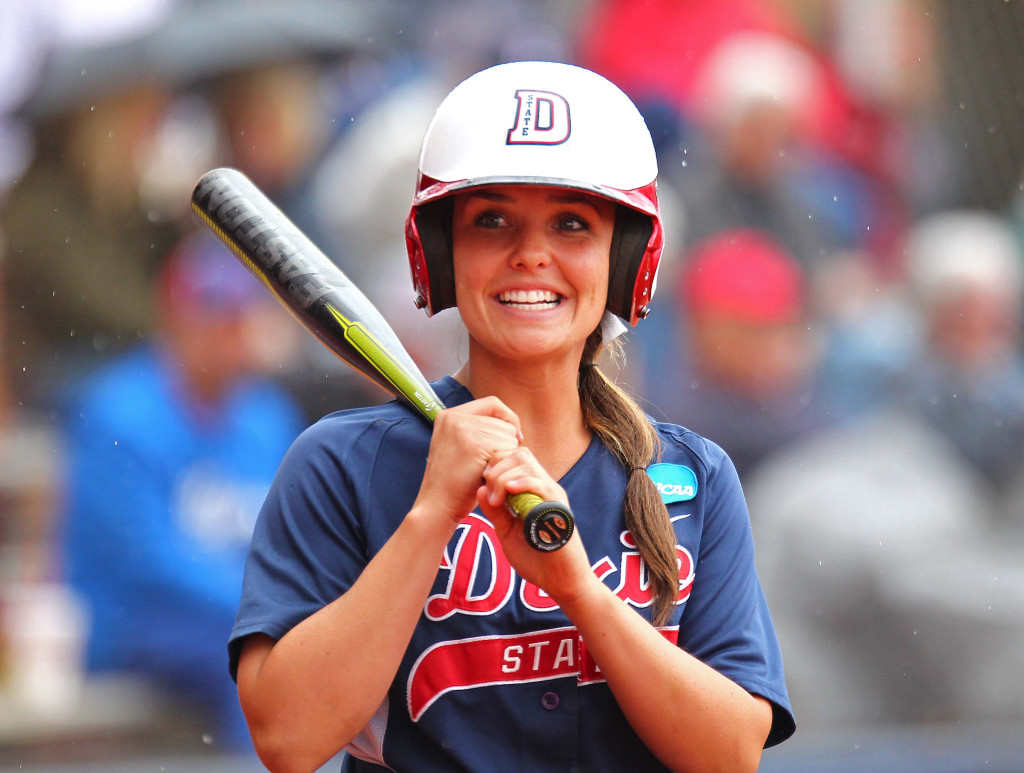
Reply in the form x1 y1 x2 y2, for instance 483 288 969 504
230 376 794 771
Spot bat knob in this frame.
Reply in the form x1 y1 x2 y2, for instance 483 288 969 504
522 501 575 552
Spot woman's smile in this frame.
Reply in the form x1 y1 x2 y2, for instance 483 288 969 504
497 288 562 311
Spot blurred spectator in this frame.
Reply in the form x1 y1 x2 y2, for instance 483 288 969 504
1 82 181 411
204 57 385 421
893 210 1024 504
810 245 923 423
576 0 806 112
2 0 406 421
208 59 333 245
0 1 186 413
677 30 848 268
744 209 1024 731
825 0 957 217
577 0 912 273
642 229 835 477
58 231 305 752
747 403 1024 730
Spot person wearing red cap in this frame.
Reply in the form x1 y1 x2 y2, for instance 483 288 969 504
656 228 835 477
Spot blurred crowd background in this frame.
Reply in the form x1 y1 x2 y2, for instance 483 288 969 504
0 0 1023 771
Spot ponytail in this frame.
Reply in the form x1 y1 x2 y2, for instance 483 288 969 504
579 330 678 626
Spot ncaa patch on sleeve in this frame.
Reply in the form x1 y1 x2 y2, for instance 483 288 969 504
644 463 698 504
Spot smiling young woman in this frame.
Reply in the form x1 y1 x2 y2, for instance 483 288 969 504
229 61 795 773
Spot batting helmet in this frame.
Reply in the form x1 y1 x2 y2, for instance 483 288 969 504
404 60 663 326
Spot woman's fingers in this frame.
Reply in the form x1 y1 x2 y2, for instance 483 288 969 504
415 397 523 525
481 447 567 509
436 395 523 441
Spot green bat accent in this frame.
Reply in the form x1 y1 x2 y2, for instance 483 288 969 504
324 303 446 419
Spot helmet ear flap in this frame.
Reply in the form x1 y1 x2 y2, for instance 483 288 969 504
415 197 458 314
607 205 654 322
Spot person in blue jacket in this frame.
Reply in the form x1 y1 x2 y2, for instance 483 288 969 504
231 61 795 772
60 230 305 752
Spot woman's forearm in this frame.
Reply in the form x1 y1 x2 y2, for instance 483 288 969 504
556 579 773 773
236 506 454 773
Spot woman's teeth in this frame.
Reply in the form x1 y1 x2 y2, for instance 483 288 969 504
498 290 560 310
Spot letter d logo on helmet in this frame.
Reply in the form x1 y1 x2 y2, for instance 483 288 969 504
507 90 571 145
405 61 663 326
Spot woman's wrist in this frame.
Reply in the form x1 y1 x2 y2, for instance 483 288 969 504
402 501 464 549
547 570 613 622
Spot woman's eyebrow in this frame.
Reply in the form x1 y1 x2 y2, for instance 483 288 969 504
547 192 603 212
464 190 603 210
463 190 511 203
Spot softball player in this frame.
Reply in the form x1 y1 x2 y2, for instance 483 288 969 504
229 61 794 772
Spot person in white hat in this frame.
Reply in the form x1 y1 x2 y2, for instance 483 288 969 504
229 61 794 772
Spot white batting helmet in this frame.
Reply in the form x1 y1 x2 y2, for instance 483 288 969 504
404 60 663 326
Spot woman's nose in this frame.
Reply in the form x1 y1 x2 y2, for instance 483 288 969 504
510 225 551 270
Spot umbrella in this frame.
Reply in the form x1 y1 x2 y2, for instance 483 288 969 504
21 0 419 118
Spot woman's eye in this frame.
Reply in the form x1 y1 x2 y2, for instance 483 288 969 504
474 211 507 229
558 214 590 232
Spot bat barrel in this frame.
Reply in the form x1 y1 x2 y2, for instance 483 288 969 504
190 167 443 418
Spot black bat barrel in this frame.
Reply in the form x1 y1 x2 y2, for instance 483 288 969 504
191 167 439 411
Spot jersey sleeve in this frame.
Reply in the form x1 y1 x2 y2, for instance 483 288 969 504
228 414 377 680
678 442 796 747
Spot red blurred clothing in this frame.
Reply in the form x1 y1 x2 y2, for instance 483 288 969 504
576 0 889 181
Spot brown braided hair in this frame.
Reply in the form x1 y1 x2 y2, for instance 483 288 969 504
578 329 678 626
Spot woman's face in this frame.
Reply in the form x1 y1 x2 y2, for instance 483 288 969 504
451 185 615 365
